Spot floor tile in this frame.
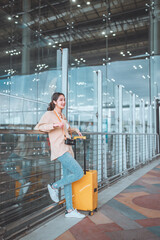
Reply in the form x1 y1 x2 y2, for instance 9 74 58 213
70 217 111 240
99 204 142 230
97 223 123 232
136 218 160 227
148 171 160 178
147 226 160 237
106 228 160 240
88 211 113 225
126 185 145 189
153 168 160 172
107 198 147 220
153 184 160 187
55 230 76 240
114 191 160 218
133 193 160 210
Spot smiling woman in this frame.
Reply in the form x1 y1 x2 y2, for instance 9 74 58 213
34 92 85 219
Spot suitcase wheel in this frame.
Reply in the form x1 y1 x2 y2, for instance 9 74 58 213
89 211 94 216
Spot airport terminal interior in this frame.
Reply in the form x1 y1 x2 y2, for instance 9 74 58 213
0 0 160 239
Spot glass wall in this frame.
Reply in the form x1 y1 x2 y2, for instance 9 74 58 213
0 2 62 127
0 0 158 132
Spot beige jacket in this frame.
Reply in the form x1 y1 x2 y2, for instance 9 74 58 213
34 111 79 161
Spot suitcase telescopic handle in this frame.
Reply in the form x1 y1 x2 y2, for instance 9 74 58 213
73 136 87 175
73 136 86 140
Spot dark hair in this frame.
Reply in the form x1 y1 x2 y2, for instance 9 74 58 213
47 92 65 111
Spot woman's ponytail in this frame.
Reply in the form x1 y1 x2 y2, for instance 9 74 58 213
47 101 55 111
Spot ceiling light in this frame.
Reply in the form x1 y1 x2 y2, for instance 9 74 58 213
76 82 86 86
72 0 76 2
87 2 90 5
8 17 12 20
102 31 105 35
77 4 81 7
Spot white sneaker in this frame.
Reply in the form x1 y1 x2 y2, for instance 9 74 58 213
22 182 31 195
47 184 59 203
65 209 85 219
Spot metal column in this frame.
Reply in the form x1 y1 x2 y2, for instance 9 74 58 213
97 70 103 182
62 48 69 118
118 85 123 173
22 0 31 75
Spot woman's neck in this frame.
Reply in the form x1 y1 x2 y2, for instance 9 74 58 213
54 107 62 115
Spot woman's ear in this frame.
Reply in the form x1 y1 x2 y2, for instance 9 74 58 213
53 100 56 105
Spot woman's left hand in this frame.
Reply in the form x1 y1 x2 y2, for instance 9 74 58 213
77 131 82 136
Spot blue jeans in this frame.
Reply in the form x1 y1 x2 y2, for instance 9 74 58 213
52 152 83 211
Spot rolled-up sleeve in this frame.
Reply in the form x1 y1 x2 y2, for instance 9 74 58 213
34 112 55 132
68 126 80 134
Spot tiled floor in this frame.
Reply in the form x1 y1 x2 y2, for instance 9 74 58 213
56 165 160 240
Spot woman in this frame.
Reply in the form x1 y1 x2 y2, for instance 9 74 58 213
35 92 85 218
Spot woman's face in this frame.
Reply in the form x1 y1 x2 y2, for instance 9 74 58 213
54 95 66 109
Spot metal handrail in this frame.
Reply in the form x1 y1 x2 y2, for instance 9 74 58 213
0 129 158 136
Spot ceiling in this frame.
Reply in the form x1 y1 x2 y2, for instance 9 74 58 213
0 0 150 74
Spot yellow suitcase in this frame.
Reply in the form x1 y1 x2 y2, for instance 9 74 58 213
72 136 98 215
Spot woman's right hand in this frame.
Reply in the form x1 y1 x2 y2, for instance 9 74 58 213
53 122 64 128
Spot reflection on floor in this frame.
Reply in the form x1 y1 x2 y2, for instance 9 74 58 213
56 165 160 240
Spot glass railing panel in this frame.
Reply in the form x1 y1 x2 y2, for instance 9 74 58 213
103 79 116 133
145 102 150 133
0 132 59 226
122 89 131 133
135 95 141 133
